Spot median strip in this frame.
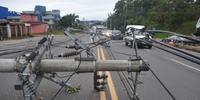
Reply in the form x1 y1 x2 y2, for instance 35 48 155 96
97 47 107 100
99 47 119 100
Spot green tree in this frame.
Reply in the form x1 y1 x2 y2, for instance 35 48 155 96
59 13 79 28
107 0 200 35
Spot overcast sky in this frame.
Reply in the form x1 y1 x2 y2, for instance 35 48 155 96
0 0 118 20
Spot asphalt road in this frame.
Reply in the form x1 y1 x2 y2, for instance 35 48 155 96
108 39 200 100
0 34 200 100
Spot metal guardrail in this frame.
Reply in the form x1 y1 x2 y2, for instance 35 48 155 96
146 30 200 43
151 39 200 60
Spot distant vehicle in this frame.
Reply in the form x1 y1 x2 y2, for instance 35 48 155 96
102 30 123 40
124 25 152 49
91 25 106 34
196 18 200 30
194 17 200 36
161 35 192 44
102 30 112 37
111 30 123 40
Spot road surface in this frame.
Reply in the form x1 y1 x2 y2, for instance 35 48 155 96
0 34 199 100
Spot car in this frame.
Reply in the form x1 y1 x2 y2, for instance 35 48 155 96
161 35 193 45
124 25 152 49
102 30 112 37
111 30 123 40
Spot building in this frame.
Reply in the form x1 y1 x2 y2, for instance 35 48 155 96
0 6 51 40
20 13 48 35
23 5 60 29
52 10 61 21
0 6 23 40
0 5 60 39
0 20 29 40
0 6 19 19
35 5 46 22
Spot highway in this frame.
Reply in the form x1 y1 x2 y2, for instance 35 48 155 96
0 34 200 100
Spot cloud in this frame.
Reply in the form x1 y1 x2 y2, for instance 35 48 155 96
0 0 117 20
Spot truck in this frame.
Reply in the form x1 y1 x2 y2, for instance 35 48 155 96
194 17 200 36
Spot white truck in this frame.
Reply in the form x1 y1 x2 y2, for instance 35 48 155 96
124 25 152 49
195 17 200 36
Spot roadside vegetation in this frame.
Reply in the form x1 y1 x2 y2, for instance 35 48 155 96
59 13 84 30
47 13 84 35
107 0 200 35
154 33 171 39
47 29 64 35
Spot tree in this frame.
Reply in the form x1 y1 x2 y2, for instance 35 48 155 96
107 0 200 35
59 13 79 28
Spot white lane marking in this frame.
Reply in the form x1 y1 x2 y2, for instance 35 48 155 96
170 58 200 72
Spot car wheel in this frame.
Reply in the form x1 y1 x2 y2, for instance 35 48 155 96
130 42 133 48
125 41 128 46
148 45 152 49
137 44 141 49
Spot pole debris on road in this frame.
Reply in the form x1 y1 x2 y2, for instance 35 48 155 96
0 58 149 73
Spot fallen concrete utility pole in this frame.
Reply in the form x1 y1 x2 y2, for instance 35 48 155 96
0 58 149 73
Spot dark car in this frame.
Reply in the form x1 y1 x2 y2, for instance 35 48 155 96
111 30 123 40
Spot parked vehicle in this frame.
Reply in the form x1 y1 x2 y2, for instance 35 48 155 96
196 18 200 31
124 25 152 49
194 17 200 36
91 25 106 35
102 30 112 37
101 30 123 40
111 30 123 40
161 36 193 44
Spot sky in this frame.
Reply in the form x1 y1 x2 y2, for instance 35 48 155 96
0 0 118 21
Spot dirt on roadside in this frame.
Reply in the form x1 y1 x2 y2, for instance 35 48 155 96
175 44 200 53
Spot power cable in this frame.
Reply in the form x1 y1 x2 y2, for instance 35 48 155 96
151 39 200 60
110 49 135 56
98 35 136 98
104 46 134 100
105 39 177 100
139 57 176 100
50 53 82 100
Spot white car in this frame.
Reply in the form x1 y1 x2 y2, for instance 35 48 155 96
124 25 152 49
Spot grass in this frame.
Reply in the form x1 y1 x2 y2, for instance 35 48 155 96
47 29 65 35
46 29 82 35
154 33 171 39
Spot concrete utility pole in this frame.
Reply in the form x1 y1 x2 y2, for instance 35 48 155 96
0 59 148 73
7 24 11 38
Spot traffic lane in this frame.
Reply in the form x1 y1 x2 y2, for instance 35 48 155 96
0 36 40 47
0 34 101 100
36 34 101 100
0 73 22 100
0 37 45 99
78 35 123 100
37 73 99 100
109 40 200 100
104 44 171 100
101 47 132 100
0 35 72 58
111 40 200 100
140 46 200 100
0 73 99 100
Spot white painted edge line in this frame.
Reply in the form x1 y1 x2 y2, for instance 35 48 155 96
170 58 200 72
